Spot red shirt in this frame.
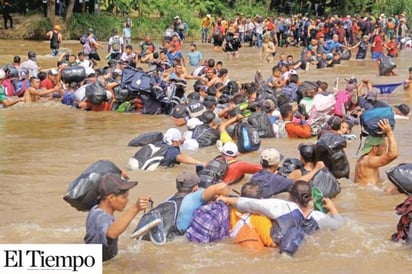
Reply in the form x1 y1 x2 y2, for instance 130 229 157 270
223 161 262 185
285 123 312 138
373 35 384 53
41 78 55 89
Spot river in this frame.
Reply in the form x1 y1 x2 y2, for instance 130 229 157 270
0 39 411 273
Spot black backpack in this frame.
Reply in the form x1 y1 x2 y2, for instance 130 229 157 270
235 120 261 153
199 157 229 188
80 34 88 45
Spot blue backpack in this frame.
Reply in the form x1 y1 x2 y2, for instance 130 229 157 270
360 106 395 137
186 201 230 243
235 121 261 153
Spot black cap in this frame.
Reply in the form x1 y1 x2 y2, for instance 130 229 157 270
395 104 410 116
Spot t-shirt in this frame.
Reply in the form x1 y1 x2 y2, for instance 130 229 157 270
285 122 312 138
176 189 205 232
223 161 262 185
84 205 117 262
123 27 131 38
250 169 293 198
41 78 55 90
187 51 202 67
160 145 180 167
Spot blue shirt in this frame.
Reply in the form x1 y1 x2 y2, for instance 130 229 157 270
251 169 293 198
123 27 131 38
176 189 205 232
84 205 117 261
160 145 180 167
187 51 202 67
166 51 184 67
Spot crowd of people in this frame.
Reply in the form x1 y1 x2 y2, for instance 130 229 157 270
1 11 412 263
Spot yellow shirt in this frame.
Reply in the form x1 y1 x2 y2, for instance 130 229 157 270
230 208 276 247
201 17 211 28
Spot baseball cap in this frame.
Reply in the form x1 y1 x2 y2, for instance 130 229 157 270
170 103 188 119
187 102 207 118
395 104 410 116
176 171 200 192
186 117 203 130
163 128 182 144
98 173 138 197
48 68 58 75
260 148 283 166
222 142 238 157
298 143 315 162
359 136 384 155
328 116 342 130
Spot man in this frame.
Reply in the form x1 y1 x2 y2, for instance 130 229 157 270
122 17 132 46
2 1 12 29
20 51 40 78
279 103 312 138
108 29 123 61
251 148 324 198
0 69 24 107
176 179 228 233
84 173 151 261
24 77 60 103
394 104 409 120
160 127 206 168
354 119 398 185
41 69 60 99
46 25 63 57
201 14 211 43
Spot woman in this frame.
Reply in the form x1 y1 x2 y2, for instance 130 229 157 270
218 181 343 255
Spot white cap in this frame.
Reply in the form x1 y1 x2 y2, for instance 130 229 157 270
222 142 238 157
186 118 203 130
163 128 182 145
260 148 283 166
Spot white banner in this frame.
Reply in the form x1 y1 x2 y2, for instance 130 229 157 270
0 244 102 274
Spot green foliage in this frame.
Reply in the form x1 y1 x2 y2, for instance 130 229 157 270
69 13 125 40
23 18 53 40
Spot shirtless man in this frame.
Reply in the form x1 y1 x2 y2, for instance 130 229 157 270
260 36 276 63
354 119 398 185
24 77 60 103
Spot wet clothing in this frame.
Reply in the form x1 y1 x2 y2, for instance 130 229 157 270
84 205 117 262
250 170 293 198
176 189 205 232
222 161 261 185
160 145 181 167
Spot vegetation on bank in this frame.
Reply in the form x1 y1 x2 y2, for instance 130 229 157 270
18 0 412 41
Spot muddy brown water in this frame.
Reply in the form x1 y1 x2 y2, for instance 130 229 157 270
1 39 412 273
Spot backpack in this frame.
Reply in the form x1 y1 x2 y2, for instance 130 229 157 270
186 201 230 243
213 27 222 37
247 111 275 138
111 36 121 52
359 106 395 137
12 79 30 97
128 142 169 171
391 195 412 243
63 160 122 211
386 163 412 195
198 157 229 188
80 34 88 45
234 120 261 153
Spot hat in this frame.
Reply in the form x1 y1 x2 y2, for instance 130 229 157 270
360 136 384 155
170 103 188 119
260 148 283 166
163 128 182 145
328 116 342 130
187 102 207 118
218 68 228 77
206 14 211 19
99 173 138 197
48 68 58 75
258 99 275 112
54 24 62 31
174 16 180 19
222 142 238 157
395 104 410 116
366 90 378 101
289 70 298 75
362 35 369 39
186 117 203 130
199 110 215 124
176 171 200 192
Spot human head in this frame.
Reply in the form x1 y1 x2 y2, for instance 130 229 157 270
186 117 203 130
98 173 138 200
280 103 293 120
54 25 62 31
28 51 36 61
298 143 315 162
289 180 312 208
13 56 21 64
176 171 200 193
328 116 342 131
241 182 263 198
163 128 183 145
366 90 378 102
360 135 385 155
199 110 215 124
260 148 283 168
394 104 410 116
222 142 238 157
